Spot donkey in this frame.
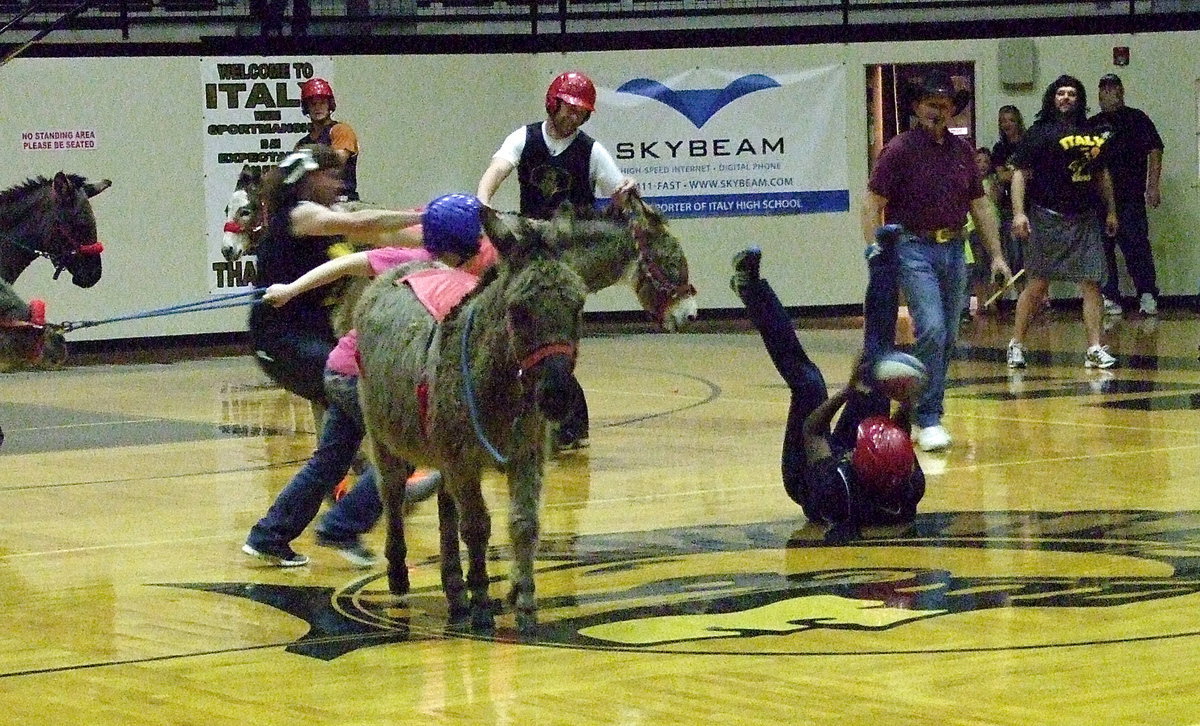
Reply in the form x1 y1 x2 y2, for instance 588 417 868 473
220 165 266 263
356 213 588 634
0 172 111 288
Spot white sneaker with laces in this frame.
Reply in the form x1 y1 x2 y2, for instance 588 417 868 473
1006 339 1026 369
1085 345 1117 369
1138 293 1158 316
916 425 952 452
1102 297 1122 316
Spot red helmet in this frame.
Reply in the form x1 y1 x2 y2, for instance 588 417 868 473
850 416 915 500
300 78 336 114
545 71 596 115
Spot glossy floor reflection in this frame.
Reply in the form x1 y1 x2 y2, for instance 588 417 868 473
2 308 1200 724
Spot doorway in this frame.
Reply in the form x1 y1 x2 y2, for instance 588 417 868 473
866 61 977 172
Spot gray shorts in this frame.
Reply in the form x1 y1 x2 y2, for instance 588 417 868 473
1024 205 1106 283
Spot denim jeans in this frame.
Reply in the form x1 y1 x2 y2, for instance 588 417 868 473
896 234 966 429
248 301 335 407
247 371 382 549
738 242 896 508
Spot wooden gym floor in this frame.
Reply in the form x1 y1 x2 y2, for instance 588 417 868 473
2 305 1200 725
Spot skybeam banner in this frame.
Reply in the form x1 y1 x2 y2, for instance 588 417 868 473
590 66 848 219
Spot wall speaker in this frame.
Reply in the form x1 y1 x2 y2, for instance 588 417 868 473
998 38 1037 88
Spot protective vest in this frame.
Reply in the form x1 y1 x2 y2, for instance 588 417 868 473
297 123 359 201
517 123 595 219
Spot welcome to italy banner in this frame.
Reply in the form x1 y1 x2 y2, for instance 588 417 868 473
590 66 848 219
201 56 334 294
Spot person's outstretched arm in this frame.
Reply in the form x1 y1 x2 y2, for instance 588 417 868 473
261 251 373 307
802 386 849 465
290 203 422 238
477 157 516 208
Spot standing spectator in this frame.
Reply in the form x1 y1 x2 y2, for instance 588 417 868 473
1088 73 1165 316
991 105 1027 284
476 70 636 450
296 78 361 201
862 70 1011 452
1005 75 1119 370
729 227 925 530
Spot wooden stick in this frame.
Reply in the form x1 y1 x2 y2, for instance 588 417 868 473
983 269 1025 308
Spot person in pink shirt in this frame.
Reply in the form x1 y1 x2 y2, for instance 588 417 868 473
244 194 494 567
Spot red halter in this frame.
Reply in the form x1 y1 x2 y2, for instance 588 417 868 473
633 224 695 326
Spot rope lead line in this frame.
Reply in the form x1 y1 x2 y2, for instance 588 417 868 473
461 305 509 467
55 289 264 333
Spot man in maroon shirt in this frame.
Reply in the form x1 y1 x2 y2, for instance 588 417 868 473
862 70 1011 452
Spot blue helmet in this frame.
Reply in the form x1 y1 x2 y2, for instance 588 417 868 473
423 193 483 258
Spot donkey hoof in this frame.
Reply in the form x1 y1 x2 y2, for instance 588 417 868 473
470 605 495 632
387 571 410 596
448 600 470 624
516 610 537 635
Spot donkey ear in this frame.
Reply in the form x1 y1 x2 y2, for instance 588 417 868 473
52 171 74 200
84 179 113 198
236 165 258 190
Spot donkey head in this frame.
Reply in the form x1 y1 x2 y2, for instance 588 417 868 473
616 192 698 332
483 198 699 332
221 165 265 262
49 172 109 288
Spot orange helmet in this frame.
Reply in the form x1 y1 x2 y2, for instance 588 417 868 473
850 416 916 501
545 71 596 115
300 78 336 114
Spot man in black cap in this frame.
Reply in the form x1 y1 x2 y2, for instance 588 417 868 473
1088 73 1164 316
862 69 1012 452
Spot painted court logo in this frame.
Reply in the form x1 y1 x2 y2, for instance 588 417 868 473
616 74 781 128
170 510 1200 659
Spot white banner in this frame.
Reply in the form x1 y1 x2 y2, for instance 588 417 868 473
201 56 334 294
590 66 848 218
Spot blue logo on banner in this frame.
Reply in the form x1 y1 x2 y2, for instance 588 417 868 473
616 74 782 129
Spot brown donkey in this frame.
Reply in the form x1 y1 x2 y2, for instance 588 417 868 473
356 214 587 633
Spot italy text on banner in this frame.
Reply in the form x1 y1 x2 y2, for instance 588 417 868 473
590 66 849 219
201 57 334 294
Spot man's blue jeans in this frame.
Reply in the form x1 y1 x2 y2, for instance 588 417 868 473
247 371 382 549
896 235 966 429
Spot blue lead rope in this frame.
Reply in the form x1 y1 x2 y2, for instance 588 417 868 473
460 305 509 466
55 289 264 332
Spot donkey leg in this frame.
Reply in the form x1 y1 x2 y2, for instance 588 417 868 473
455 478 494 631
373 446 413 595
506 458 543 634
436 486 469 623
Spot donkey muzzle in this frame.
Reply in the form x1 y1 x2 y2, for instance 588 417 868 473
533 354 580 422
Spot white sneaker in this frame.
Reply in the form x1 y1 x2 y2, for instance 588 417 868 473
1085 345 1117 369
916 425 952 452
1103 297 1122 316
1006 339 1026 369
1138 293 1158 316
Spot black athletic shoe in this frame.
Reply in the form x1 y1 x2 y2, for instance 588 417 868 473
242 541 309 567
730 247 762 292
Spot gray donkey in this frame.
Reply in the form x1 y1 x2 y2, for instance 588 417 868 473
356 212 588 633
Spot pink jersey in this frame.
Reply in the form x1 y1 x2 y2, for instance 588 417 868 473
324 237 498 377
